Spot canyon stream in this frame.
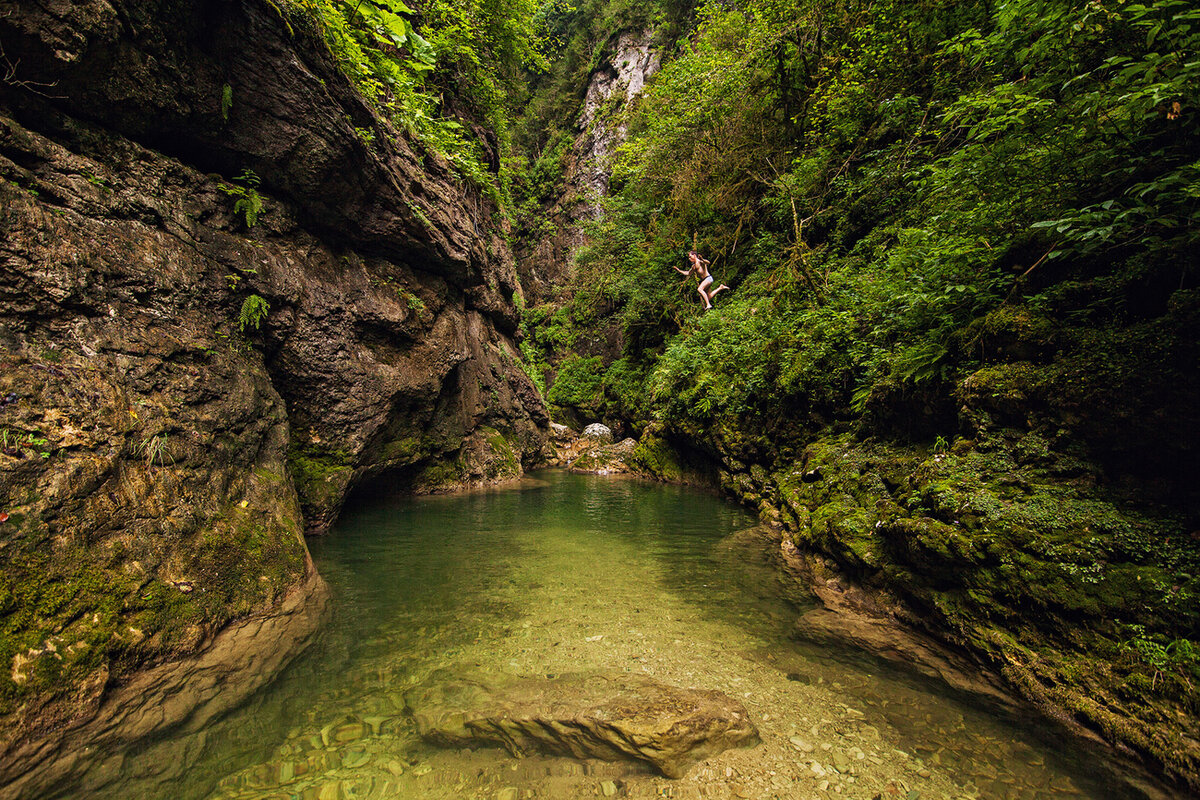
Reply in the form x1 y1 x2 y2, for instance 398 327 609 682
123 471 1151 800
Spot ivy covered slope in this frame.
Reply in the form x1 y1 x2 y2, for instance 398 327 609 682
517 0 1200 790
0 0 548 796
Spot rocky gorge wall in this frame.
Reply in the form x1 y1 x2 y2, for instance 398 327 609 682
0 1 548 797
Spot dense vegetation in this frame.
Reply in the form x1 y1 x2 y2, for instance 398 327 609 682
526 0 1196 428
511 0 1200 787
207 0 1200 786
275 0 550 201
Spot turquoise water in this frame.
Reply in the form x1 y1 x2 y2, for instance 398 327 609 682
117 471 1153 799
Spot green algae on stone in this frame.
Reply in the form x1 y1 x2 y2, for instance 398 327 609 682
761 425 1200 789
631 432 685 482
408 427 523 492
287 442 354 523
480 427 521 478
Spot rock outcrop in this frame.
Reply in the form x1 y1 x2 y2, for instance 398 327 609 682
0 570 330 800
0 0 549 795
405 670 759 778
516 30 660 303
569 437 638 474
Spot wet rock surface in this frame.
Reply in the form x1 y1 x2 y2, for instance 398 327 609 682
0 0 486 282
406 671 759 777
0 0 549 795
0 569 330 800
568 437 638 474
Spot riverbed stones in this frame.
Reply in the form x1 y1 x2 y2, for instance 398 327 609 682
789 736 814 753
551 422 578 443
405 670 759 777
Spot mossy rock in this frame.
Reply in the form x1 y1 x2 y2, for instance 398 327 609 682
631 433 685 482
412 454 469 490
479 427 521 479
287 442 354 522
960 306 1059 363
750 423 1200 789
881 516 986 572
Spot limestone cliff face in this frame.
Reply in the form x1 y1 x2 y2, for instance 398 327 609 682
0 1 548 796
517 29 660 304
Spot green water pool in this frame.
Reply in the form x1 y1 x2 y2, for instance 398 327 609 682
111 471 1154 799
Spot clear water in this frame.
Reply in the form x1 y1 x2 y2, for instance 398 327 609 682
124 471 1153 799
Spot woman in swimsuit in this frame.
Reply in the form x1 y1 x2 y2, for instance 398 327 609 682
674 251 730 310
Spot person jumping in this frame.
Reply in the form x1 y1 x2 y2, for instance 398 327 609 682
674 250 730 310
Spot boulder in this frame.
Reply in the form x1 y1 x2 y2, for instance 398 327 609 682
581 423 615 443
550 422 578 444
569 438 638 474
405 671 758 778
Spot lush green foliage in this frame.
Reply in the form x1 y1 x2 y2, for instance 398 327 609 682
218 169 264 228
545 354 604 410
507 0 698 221
278 0 550 202
525 0 1197 432
514 0 1200 706
238 294 271 333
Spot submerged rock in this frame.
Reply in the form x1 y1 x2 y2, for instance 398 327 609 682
405 671 759 777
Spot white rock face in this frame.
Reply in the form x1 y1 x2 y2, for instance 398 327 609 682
575 29 661 205
517 28 661 300
581 423 614 443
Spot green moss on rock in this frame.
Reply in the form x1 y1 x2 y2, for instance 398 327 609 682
757 423 1200 787
631 433 685 482
288 442 354 521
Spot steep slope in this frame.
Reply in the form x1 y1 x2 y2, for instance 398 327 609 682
0 1 548 797
515 27 661 304
511 0 1200 794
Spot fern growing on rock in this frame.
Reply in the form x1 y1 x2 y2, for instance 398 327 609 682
238 294 270 333
219 169 264 228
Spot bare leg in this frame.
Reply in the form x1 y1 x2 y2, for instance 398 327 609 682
698 276 714 309
710 284 730 299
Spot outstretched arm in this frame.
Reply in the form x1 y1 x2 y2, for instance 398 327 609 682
672 265 692 275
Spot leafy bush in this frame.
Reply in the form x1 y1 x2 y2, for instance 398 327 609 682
545 355 604 410
519 0 1197 435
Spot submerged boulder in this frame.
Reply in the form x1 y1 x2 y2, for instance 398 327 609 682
405 671 759 777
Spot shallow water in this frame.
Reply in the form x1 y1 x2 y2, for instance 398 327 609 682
132 471 1151 799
